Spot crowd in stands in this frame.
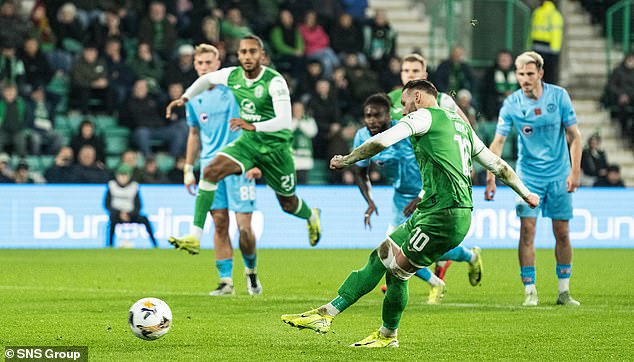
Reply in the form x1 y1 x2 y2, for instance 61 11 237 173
0 0 628 187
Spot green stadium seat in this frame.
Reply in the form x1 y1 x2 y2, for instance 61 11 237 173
104 127 130 138
40 155 55 170
307 160 328 185
25 156 43 173
106 156 121 170
93 115 118 132
105 136 129 155
155 153 175 172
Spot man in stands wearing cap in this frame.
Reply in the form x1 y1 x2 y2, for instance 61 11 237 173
164 44 198 88
104 164 158 248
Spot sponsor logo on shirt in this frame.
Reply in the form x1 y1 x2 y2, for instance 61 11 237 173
200 112 209 123
522 125 534 136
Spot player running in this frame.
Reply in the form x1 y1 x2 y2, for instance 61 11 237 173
166 35 322 252
354 93 482 304
282 79 539 348
485 51 582 306
180 43 261 295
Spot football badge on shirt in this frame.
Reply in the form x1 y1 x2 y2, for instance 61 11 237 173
200 112 209 123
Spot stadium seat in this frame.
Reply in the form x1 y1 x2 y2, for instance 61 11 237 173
105 136 129 156
93 115 118 132
307 160 328 185
25 156 43 173
155 153 175 172
106 156 121 170
40 155 55 170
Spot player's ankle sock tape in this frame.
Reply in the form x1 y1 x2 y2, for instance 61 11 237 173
556 264 572 279
520 266 536 285
242 253 257 269
216 259 233 279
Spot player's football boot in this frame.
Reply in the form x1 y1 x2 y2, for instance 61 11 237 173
168 234 200 255
522 291 538 306
350 330 399 348
468 247 483 286
434 260 452 281
281 308 333 334
209 279 235 296
245 269 262 295
307 208 322 247
427 281 446 305
556 291 580 306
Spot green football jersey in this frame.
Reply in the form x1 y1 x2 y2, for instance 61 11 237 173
226 66 292 150
403 107 475 211
388 88 404 120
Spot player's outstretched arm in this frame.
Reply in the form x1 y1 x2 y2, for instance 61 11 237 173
183 127 200 195
484 134 507 201
354 165 379 229
330 121 413 169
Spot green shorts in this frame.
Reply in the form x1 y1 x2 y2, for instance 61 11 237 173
388 207 472 268
218 136 297 196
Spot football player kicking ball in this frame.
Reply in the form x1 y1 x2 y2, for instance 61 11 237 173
282 80 539 348
166 35 322 253
354 93 482 304
180 43 262 295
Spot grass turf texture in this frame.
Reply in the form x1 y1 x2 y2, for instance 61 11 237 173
1 249 632 361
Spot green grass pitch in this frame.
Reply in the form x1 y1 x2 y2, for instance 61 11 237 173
1 248 632 361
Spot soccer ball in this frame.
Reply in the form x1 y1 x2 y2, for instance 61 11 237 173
128 297 172 340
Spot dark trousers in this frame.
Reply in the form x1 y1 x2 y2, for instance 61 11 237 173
108 212 157 247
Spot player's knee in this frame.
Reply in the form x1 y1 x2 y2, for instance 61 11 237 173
203 164 222 183
237 225 253 241
378 240 414 281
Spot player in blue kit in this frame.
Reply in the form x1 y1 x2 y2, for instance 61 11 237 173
354 93 482 304
174 44 262 296
485 51 582 306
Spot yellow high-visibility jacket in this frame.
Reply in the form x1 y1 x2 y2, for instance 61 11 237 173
529 1 563 53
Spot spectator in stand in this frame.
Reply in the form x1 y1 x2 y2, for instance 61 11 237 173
341 0 368 21
363 9 396 73
44 146 78 183
0 42 26 91
308 79 340 160
332 67 353 118
193 15 224 58
593 164 625 187
291 100 317 184
119 149 143 181
529 0 563 84
581 133 609 186
0 83 29 156
299 10 340 78
456 89 477 127
104 163 158 248
104 36 134 109
29 1 57 51
70 43 111 114
70 119 106 165
269 9 305 79
343 52 381 118
89 8 124 51
330 13 365 64
164 44 197 88
0 0 30 46
481 49 518 121
128 42 164 94
166 154 186 184
14 160 34 184
74 144 111 184
0 152 13 182
381 56 402 92
221 7 253 63
138 155 167 184
172 0 195 39
52 3 84 55
138 1 177 61
608 52 634 144
432 46 476 95
20 37 53 94
27 87 62 155
122 79 187 157
295 59 322 100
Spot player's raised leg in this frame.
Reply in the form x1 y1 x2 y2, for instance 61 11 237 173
519 217 538 306
209 208 235 296
553 219 580 306
169 155 241 254
438 245 482 286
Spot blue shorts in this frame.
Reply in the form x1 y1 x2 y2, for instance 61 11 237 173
516 177 572 220
392 191 418 227
210 175 256 213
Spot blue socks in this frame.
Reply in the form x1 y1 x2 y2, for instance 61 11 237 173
520 266 536 285
414 267 432 281
242 253 257 270
556 264 572 279
439 246 473 262
216 259 233 279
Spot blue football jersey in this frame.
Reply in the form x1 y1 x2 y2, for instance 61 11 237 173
185 85 241 163
496 82 577 180
353 120 422 195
